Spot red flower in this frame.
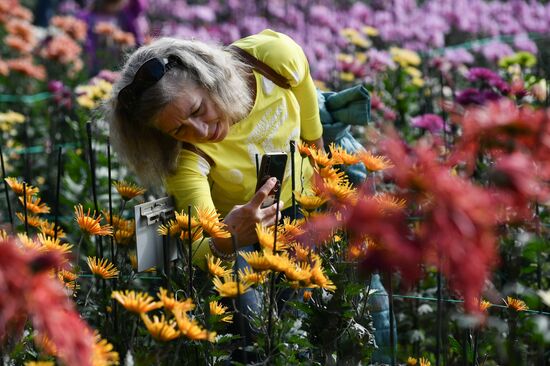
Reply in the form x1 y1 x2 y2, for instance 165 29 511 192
0 237 94 365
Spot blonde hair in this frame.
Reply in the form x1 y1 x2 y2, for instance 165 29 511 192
105 37 252 188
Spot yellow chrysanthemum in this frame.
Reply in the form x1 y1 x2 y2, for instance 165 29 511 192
157 288 195 312
38 220 66 238
290 242 312 263
264 252 293 273
207 254 232 277
310 147 337 167
58 269 78 282
16 212 44 227
256 223 287 251
37 234 73 256
112 180 145 201
284 261 312 283
209 300 233 323
419 358 431 366
374 193 406 213
361 26 379 37
358 151 393 171
173 308 216 342
279 217 305 239
479 299 492 312
92 332 119 366
212 275 251 298
297 141 314 157
329 143 360 165
407 357 418 366
321 179 357 203
195 206 231 239
140 313 180 342
238 267 268 285
240 251 272 271
294 191 326 211
17 233 40 250
317 165 347 183
310 260 336 292
5 177 39 196
87 256 118 279
111 290 161 314
389 47 421 67
19 196 50 214
75 204 113 236
175 211 200 230
114 227 134 245
504 296 529 312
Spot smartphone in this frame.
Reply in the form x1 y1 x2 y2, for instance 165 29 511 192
255 152 288 208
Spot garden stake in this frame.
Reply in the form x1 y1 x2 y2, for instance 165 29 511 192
107 140 115 260
266 197 281 357
23 183 28 235
230 232 247 366
385 270 396 366
106 141 119 336
86 122 102 257
255 153 259 178
161 215 171 292
0 139 14 231
290 140 296 220
436 271 443 366
472 328 479 366
187 205 193 297
53 146 62 241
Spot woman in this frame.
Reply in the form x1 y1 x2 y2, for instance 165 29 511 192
108 29 323 265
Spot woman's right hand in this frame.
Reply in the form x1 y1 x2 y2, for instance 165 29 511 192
212 177 283 254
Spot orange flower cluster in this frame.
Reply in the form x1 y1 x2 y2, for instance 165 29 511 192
112 288 215 342
0 1 33 24
50 15 87 41
6 57 46 80
94 21 136 47
40 34 82 66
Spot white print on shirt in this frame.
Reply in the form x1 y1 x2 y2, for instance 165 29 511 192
246 97 288 168
196 155 211 176
261 76 275 95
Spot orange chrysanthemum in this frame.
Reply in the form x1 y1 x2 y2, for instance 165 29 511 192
17 233 40 250
297 141 313 157
113 180 146 201
114 227 134 245
240 251 272 271
5 177 39 196
209 300 233 323
34 333 57 356
479 299 492 312
310 147 336 167
92 332 119 366
173 308 216 342
290 242 312 262
37 234 73 256
212 275 251 298
294 191 326 211
6 57 46 80
329 144 360 165
140 313 180 342
15 212 43 227
19 195 50 214
156 288 194 312
38 221 66 239
50 15 87 41
87 256 118 279
207 255 232 277
374 193 407 213
504 296 529 312
357 151 393 171
284 261 312 283
111 290 161 314
74 204 113 236
238 267 268 285
255 223 287 251
320 179 357 203
196 206 231 239
310 260 336 292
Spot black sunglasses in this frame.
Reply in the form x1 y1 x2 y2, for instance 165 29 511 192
117 55 182 113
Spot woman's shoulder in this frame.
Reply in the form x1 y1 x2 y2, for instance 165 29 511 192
233 29 308 86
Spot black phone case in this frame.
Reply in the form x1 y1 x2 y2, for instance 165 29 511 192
255 152 288 207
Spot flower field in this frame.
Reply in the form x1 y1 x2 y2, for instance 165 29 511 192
1 0 549 365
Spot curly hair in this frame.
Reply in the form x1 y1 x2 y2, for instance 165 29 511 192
104 37 252 188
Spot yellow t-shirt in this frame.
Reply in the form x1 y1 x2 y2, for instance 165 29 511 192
165 29 322 265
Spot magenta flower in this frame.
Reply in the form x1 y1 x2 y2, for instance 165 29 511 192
411 114 444 133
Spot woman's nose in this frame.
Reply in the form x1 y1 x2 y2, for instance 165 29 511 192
188 118 209 139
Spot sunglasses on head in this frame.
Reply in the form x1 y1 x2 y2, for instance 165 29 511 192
117 55 182 114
